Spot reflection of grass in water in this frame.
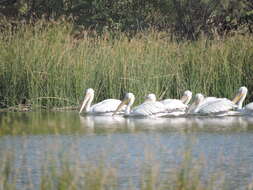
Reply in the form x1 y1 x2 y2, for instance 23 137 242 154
0 112 84 136
0 112 133 136
1 112 253 189
1 112 253 136
1 147 252 190
39 152 118 190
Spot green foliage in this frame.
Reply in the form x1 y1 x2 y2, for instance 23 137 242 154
0 0 252 38
0 21 252 108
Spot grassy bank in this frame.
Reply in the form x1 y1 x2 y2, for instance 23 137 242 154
0 21 253 108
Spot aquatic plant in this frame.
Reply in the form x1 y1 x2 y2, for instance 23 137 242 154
0 21 252 109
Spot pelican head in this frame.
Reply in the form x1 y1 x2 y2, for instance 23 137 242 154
113 93 135 115
194 93 204 105
79 88 95 113
180 90 192 105
187 93 204 113
232 86 248 109
144 93 156 102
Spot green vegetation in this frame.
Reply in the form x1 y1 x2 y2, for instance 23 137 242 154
0 21 252 109
0 0 252 39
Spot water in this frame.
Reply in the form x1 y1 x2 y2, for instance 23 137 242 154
0 112 253 189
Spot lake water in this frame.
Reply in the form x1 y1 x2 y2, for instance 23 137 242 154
0 112 253 189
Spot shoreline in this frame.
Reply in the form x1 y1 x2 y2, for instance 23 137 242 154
0 105 79 112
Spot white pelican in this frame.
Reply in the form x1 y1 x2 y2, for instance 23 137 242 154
234 87 253 115
243 103 253 115
144 93 157 102
233 86 248 109
160 90 192 104
187 95 218 114
113 93 169 117
159 90 192 112
187 94 236 115
187 87 248 115
79 88 126 115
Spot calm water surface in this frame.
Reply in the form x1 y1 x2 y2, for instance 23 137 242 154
0 112 253 189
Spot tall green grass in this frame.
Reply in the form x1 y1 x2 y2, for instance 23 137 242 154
0 20 252 108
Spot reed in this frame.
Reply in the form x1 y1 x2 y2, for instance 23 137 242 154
0 20 252 108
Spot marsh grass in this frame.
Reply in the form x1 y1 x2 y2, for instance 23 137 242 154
0 20 253 108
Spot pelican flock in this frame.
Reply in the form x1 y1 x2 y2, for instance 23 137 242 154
79 86 252 118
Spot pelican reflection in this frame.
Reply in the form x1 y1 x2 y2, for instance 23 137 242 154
192 116 248 131
79 115 129 133
79 115 250 133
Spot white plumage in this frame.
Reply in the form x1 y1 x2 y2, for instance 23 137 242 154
79 88 125 115
187 94 237 115
113 93 169 117
89 99 123 113
145 90 192 114
144 93 157 102
188 87 248 116
245 102 253 112
238 87 253 115
160 99 188 112
160 90 192 112
197 98 237 115
200 97 220 105
79 86 250 118
130 101 169 117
